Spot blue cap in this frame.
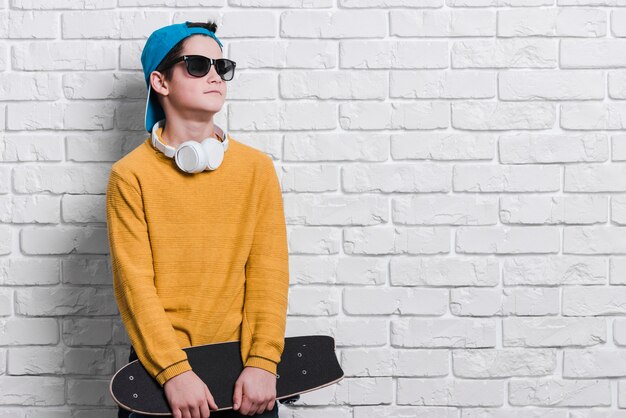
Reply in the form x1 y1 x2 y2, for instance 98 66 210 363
141 21 224 133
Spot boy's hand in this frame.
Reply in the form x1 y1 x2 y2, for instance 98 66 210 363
163 370 219 418
232 366 277 415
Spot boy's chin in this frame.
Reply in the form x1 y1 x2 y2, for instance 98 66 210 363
188 104 224 115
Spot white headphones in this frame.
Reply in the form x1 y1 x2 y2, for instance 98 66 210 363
151 118 230 173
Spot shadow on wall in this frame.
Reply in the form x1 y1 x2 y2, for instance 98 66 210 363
65 76 149 414
9 255 138 414
10 75 150 414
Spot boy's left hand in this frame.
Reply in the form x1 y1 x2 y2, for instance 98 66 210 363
232 366 277 415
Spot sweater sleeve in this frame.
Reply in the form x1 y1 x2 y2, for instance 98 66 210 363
241 157 290 375
106 168 192 387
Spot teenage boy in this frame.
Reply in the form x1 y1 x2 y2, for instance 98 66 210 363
106 21 289 418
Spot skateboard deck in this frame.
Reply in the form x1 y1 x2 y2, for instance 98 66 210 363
110 335 343 416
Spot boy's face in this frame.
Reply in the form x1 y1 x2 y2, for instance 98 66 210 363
153 34 226 120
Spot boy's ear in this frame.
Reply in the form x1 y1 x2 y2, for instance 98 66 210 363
150 71 169 97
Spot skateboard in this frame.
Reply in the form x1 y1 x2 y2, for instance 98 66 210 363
110 335 343 416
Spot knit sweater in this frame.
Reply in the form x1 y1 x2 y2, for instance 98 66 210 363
105 124 289 387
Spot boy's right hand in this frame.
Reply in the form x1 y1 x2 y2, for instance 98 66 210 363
163 370 219 418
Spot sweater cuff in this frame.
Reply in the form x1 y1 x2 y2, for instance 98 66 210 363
244 356 278 376
155 359 193 387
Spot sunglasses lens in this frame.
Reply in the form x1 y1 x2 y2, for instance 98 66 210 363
216 59 235 81
187 57 210 77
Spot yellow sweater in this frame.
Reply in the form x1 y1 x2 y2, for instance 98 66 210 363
105 125 289 386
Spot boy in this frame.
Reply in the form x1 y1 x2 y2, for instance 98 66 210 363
106 21 289 418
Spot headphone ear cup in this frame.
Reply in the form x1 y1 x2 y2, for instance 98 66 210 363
174 141 206 173
201 138 225 171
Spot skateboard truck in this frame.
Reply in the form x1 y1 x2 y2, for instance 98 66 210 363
279 394 300 405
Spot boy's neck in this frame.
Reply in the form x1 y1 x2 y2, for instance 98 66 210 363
160 118 222 148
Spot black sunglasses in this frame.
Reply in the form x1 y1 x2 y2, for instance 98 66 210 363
158 55 236 81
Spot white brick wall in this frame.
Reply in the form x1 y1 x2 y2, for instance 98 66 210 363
4 0 626 416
